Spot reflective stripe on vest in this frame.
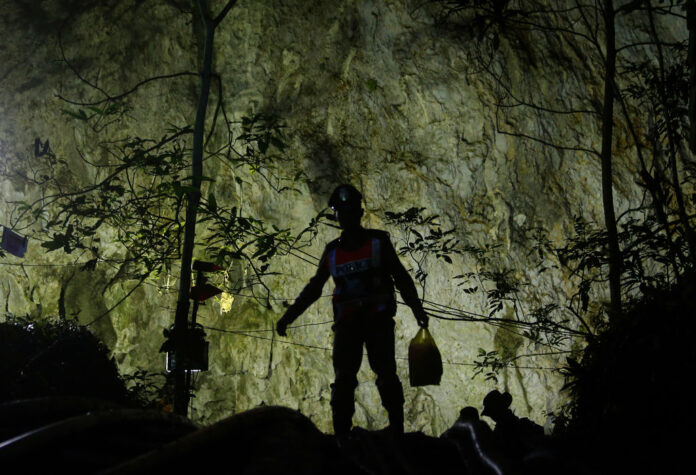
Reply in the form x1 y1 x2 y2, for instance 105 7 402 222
329 237 394 318
329 237 380 278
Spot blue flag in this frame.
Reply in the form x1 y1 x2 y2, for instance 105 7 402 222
1 226 28 258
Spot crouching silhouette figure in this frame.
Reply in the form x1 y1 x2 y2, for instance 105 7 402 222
482 390 563 474
276 184 429 439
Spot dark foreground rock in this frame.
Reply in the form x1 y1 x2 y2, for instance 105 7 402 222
0 401 457 474
0 400 591 475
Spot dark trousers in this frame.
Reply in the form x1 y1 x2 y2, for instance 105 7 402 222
331 314 404 435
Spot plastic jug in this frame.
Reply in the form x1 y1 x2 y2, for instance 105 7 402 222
408 328 443 386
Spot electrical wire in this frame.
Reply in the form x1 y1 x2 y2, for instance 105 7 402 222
2 238 583 355
2 257 570 372
2 257 577 354
199 324 563 372
0 261 93 267
0 260 581 325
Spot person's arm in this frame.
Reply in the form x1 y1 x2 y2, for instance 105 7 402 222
382 234 429 328
276 248 331 336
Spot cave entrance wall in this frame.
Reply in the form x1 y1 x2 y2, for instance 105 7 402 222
2 0 681 434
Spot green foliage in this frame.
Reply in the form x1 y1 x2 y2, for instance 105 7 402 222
420 2 696 442
224 112 307 193
384 207 461 298
10 128 194 280
0 316 130 404
4 105 316 306
384 206 580 381
472 348 504 382
553 273 696 471
522 303 567 347
121 369 174 411
0 315 174 409
624 41 689 142
549 209 692 331
428 0 518 42
384 206 580 355
202 205 295 290
60 101 129 132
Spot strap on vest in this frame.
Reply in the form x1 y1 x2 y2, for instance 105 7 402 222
371 237 380 268
329 247 337 276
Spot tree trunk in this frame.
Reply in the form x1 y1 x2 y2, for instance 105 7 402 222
688 0 696 153
600 0 622 320
648 5 696 268
172 0 236 417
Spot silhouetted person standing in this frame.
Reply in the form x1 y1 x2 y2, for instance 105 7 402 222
276 184 429 438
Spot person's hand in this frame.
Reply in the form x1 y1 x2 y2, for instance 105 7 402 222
276 314 291 337
415 308 429 328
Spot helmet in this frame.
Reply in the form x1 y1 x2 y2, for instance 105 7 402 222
481 390 512 417
329 184 362 211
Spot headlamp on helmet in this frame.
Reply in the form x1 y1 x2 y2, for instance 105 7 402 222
329 184 362 211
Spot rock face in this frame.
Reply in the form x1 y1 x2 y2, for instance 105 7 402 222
0 0 684 434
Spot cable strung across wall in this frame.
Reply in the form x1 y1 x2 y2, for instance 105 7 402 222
3 242 584 347
2 256 581 353
199 324 563 372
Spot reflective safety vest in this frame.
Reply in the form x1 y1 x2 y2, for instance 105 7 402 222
328 237 395 320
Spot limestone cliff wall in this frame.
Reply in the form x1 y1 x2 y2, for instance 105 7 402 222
1 0 685 434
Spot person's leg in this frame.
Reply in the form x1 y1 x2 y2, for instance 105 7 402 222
331 320 364 436
365 317 404 435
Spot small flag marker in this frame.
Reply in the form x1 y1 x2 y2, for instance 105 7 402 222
1 227 28 258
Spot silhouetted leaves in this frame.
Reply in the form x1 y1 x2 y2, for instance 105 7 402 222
384 207 462 299
473 348 504 382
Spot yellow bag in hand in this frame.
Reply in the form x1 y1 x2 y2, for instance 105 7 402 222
408 328 443 386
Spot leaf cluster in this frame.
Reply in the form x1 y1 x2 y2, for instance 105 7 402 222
384 207 461 297
0 316 131 404
4 108 314 306
472 347 505 382
221 113 308 194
